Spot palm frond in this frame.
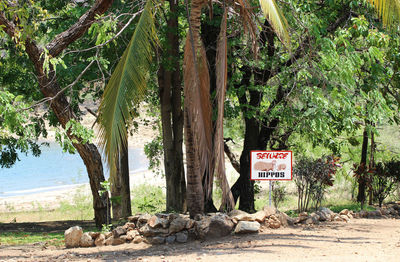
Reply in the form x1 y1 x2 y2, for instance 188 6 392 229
367 0 400 27
214 8 235 211
259 0 290 47
97 0 157 179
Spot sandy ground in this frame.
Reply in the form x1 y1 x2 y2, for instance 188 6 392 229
0 218 399 261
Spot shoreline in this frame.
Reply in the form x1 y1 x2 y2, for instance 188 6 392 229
0 169 165 213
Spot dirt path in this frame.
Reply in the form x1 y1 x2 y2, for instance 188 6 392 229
1 218 400 261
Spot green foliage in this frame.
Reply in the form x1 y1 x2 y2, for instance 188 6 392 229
131 184 165 214
371 160 400 206
54 119 94 154
272 181 287 209
294 156 341 212
144 135 164 176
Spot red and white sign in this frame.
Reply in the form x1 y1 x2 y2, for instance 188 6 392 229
250 151 292 180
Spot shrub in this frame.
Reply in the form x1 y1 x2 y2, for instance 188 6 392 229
371 160 400 207
293 156 340 212
271 182 287 209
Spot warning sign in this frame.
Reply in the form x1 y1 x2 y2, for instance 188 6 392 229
250 151 292 180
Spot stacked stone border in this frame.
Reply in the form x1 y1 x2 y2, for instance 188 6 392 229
64 203 400 248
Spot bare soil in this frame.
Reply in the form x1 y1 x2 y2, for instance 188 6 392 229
1 218 400 261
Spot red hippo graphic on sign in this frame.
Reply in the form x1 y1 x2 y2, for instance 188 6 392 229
254 160 276 171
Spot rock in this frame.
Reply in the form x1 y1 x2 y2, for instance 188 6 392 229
347 213 353 219
128 214 140 223
359 210 368 218
148 215 168 229
298 213 308 222
195 213 234 239
105 231 113 239
234 221 260 233
105 236 114 246
275 212 289 227
133 235 143 244
112 237 126 245
176 231 188 243
333 215 343 222
165 235 176 244
138 213 152 223
126 230 138 241
293 217 301 224
368 210 382 218
186 219 195 229
228 209 248 217
112 226 127 238
147 236 165 245
79 232 94 247
64 226 83 248
140 224 169 237
316 211 328 221
340 215 350 222
88 232 100 239
123 222 136 230
263 206 277 217
319 207 333 215
299 212 308 218
339 209 349 216
267 215 281 229
94 234 106 247
232 213 254 222
169 216 190 234
252 211 267 223
304 217 314 225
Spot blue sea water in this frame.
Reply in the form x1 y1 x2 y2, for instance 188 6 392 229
0 142 149 198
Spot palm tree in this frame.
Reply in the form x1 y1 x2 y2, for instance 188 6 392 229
97 0 291 217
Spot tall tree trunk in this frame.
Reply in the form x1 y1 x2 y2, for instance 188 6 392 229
185 109 204 217
111 140 131 219
0 1 115 228
25 43 110 228
357 126 369 209
119 139 132 217
157 0 186 213
111 160 122 219
201 7 220 213
368 127 375 206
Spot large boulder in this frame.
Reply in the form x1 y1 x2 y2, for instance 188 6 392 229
267 215 281 229
146 236 165 245
139 224 169 237
228 209 248 217
112 226 127 238
195 213 234 239
315 211 328 221
126 230 138 241
176 230 189 243
169 216 189 234
94 234 106 247
263 206 277 217
64 226 83 248
80 232 94 247
275 212 289 227
251 211 267 223
234 221 260 234
148 215 169 229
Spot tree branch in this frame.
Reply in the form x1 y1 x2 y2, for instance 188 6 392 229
223 140 240 173
46 0 114 57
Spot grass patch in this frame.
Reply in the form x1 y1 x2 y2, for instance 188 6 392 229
326 202 375 213
0 232 64 247
131 184 165 214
